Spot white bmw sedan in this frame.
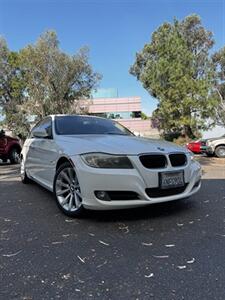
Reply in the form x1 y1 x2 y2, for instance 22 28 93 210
21 115 201 217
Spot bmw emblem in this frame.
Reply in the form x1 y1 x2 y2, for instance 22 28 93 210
157 147 165 151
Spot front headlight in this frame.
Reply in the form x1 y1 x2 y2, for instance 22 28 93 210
81 153 134 169
186 150 195 161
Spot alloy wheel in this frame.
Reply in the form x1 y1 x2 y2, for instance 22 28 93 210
55 166 82 212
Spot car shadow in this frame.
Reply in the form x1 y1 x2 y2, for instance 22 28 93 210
85 198 197 222
1 176 224 222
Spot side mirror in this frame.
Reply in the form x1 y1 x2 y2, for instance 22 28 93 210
32 128 49 138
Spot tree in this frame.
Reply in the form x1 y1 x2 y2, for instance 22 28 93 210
130 15 218 139
20 31 101 119
0 31 101 138
212 47 225 126
141 112 149 120
0 38 29 137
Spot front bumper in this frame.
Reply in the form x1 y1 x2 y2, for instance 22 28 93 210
71 155 202 210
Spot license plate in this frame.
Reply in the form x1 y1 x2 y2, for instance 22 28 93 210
160 171 184 189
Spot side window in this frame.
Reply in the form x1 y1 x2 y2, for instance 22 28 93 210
30 118 52 139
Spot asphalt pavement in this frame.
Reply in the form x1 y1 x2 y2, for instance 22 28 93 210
0 157 225 300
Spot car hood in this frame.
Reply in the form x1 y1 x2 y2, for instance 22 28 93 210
56 135 186 156
207 135 225 142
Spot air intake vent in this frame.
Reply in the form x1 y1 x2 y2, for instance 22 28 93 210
169 153 187 167
146 184 188 198
139 154 167 169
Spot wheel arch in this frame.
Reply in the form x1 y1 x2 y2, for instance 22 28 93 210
215 143 225 149
56 156 74 170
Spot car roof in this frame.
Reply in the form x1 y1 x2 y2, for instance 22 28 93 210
50 114 109 121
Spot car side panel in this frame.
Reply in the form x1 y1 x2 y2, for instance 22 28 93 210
27 138 59 187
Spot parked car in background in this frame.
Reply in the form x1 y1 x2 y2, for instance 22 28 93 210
0 130 21 164
186 140 207 154
21 115 201 217
204 135 225 158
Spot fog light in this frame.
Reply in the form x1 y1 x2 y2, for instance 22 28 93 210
95 191 110 201
97 191 106 199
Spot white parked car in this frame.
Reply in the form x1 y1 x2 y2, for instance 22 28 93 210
205 134 225 158
21 115 202 217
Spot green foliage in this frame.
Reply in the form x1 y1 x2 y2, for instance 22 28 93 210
141 112 149 120
130 14 218 139
0 42 25 106
20 31 101 118
212 47 225 126
0 39 29 139
0 31 101 138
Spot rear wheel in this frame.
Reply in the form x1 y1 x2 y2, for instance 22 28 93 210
9 148 21 164
53 162 84 217
215 146 225 158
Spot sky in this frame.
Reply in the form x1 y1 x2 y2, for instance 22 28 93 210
0 0 224 116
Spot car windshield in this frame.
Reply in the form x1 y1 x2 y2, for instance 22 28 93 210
55 116 133 136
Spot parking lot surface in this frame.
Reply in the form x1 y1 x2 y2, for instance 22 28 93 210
0 157 225 300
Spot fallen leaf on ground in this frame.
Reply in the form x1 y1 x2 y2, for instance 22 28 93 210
88 233 95 236
142 242 153 246
187 258 195 264
77 256 86 263
97 260 108 268
145 273 154 278
177 265 186 269
153 255 169 259
62 273 71 280
99 240 110 246
2 250 22 257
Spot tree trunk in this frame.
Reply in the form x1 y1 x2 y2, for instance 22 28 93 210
184 125 195 139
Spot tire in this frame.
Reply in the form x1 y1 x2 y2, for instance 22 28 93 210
215 146 225 158
206 152 214 157
9 147 21 164
20 157 31 184
53 162 85 217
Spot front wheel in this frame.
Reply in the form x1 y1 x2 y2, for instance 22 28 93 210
53 162 84 217
215 146 225 158
205 152 214 157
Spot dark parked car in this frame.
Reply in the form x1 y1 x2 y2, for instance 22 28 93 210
0 130 21 164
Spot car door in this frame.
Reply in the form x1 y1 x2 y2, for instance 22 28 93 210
25 120 43 179
28 118 59 189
